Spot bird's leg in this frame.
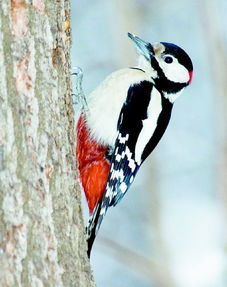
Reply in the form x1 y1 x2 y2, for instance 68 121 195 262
71 67 88 115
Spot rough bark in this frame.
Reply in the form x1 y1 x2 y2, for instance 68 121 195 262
0 1 95 286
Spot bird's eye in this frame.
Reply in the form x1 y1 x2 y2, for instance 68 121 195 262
164 56 173 64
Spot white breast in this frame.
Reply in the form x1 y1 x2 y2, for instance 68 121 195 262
86 68 151 146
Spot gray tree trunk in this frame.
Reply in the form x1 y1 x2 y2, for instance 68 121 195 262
0 1 95 286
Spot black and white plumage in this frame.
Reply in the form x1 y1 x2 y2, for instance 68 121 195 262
81 33 193 257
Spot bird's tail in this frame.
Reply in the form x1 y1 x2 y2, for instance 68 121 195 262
86 193 111 257
86 182 115 257
86 200 103 258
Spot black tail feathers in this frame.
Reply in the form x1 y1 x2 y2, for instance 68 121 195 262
86 201 102 258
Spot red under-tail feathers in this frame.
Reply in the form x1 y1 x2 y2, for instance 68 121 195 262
76 114 110 213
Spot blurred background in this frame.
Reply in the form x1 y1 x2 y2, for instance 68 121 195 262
71 1 227 286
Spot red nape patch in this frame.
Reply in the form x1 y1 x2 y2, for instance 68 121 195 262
76 114 110 213
188 71 193 84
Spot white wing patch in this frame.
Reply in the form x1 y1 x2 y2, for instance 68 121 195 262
119 133 129 144
119 182 127 193
135 87 162 164
125 146 137 172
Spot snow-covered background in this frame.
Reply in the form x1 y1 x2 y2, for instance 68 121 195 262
71 1 227 286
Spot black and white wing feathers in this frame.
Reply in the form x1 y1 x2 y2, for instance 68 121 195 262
87 80 173 256
105 81 155 207
87 81 153 239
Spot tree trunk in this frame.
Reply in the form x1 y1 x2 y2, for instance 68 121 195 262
0 1 95 286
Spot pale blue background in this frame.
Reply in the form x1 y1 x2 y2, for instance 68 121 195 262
71 1 227 286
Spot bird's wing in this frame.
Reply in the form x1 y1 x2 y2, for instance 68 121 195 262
86 81 154 251
106 80 155 207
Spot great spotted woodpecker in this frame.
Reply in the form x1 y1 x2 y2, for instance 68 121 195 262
76 33 193 257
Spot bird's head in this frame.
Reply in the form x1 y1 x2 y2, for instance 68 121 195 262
128 33 193 102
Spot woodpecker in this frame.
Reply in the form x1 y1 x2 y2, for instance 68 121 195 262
76 33 193 257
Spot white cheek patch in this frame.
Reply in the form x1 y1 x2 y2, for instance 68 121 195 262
158 58 189 83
